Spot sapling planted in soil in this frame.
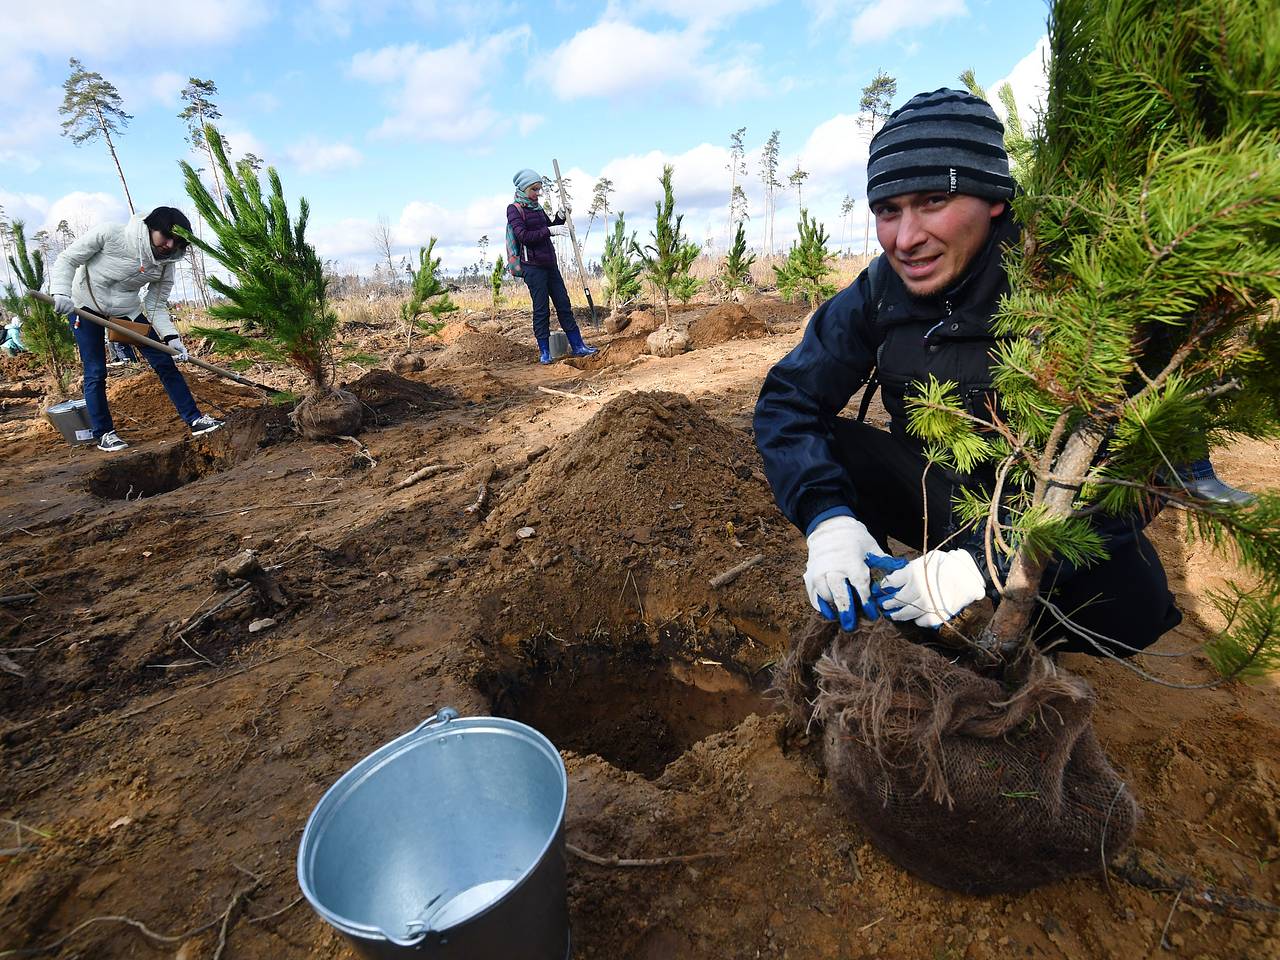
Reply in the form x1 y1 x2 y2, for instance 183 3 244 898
720 220 756 299
8 221 76 398
179 123 361 439
401 238 458 349
774 210 835 307
910 0 1280 676
602 214 643 317
640 165 700 325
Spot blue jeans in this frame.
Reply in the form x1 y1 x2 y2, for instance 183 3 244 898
69 312 202 438
521 263 581 343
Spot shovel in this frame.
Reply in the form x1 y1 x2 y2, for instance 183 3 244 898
27 290 286 396
551 158 599 329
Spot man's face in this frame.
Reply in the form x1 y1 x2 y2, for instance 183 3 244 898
872 192 1005 298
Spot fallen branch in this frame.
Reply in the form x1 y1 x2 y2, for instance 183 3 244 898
0 594 37 605
335 434 376 468
178 583 253 638
465 462 497 516
708 553 764 589
537 385 604 403
393 462 462 491
200 500 338 519
1111 851 1280 919
566 842 727 868
0 652 26 678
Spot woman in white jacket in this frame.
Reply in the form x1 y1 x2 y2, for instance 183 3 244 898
50 206 223 451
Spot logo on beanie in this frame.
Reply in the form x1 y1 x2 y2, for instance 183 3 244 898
949 167 957 193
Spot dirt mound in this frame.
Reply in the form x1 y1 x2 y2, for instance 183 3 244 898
688 303 768 349
428 330 532 369
105 371 264 423
345 368 456 423
477 391 802 628
625 309 663 335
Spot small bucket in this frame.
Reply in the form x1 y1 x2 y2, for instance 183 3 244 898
44 398 94 445
548 331 569 360
298 708 570 960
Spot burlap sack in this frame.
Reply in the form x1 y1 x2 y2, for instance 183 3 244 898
775 618 1138 894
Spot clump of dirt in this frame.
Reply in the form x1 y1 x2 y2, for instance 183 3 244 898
625 309 664 335
291 388 363 439
475 391 805 638
105 372 263 423
429 330 532 368
345 368 456 423
687 303 768 349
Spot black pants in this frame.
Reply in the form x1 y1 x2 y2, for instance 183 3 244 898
831 419 1182 657
521 263 580 343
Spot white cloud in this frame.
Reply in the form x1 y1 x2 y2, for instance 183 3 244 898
0 190 50 228
517 114 545 137
286 139 364 175
349 29 530 142
805 0 968 44
990 34 1050 135
535 19 762 104
0 1 270 59
46 191 129 235
632 0 777 23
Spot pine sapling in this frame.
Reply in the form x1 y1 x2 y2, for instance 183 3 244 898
640 165 700 324
721 220 757 298
179 123 360 438
602 214 643 316
401 238 458 348
490 257 505 322
774 210 835 306
908 0 1280 677
8 221 76 397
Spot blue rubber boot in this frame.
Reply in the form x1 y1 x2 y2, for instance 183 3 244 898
537 337 553 365
566 328 598 357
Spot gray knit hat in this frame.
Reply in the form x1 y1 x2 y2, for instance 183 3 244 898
866 88 1014 205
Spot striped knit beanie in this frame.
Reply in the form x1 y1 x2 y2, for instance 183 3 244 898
866 88 1014 205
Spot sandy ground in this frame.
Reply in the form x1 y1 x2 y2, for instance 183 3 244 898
1 295 1278 959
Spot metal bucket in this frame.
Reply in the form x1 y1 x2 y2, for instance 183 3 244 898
548 331 569 360
297 708 570 959
44 398 94 445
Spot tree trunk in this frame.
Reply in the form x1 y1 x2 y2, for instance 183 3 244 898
981 425 1108 650
95 106 133 214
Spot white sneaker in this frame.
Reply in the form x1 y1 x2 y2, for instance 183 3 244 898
190 414 225 437
97 431 128 452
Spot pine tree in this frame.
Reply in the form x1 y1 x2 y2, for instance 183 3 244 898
490 257 505 322
179 124 359 436
788 165 809 209
585 177 615 244
602 213 643 314
640 165 701 324
401 239 458 348
179 78 226 215
7 221 76 395
721 220 757 296
959 69 1034 180
858 69 897 253
727 126 747 239
60 58 134 214
759 130 781 255
774 210 835 306
909 0 1280 676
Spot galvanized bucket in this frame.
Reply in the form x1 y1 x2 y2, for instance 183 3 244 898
548 331 569 360
297 708 570 959
44 398 94 445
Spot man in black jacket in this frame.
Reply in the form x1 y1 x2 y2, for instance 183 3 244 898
754 88 1180 656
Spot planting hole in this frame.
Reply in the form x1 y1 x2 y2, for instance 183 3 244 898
85 441 238 500
488 646 773 780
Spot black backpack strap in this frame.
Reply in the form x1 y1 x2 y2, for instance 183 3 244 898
856 255 888 423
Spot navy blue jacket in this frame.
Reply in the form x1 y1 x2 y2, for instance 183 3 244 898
754 212 1019 535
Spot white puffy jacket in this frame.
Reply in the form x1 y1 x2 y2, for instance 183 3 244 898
50 213 187 341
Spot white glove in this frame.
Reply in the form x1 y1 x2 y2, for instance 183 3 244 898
875 548 986 628
53 294 75 316
804 515 887 630
167 337 190 361
548 225 569 237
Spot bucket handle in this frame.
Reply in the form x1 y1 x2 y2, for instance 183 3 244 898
410 706 459 736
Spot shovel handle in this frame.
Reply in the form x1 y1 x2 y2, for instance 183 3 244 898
26 290 282 396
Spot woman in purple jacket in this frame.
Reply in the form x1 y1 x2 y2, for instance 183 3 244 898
506 168 597 363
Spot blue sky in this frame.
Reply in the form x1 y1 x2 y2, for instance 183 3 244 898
0 0 1049 275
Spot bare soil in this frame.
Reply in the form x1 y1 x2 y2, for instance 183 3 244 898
2 295 1278 959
